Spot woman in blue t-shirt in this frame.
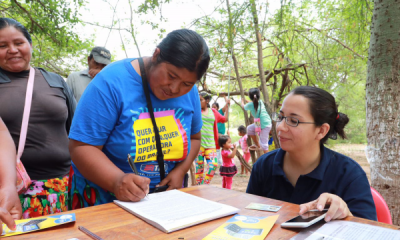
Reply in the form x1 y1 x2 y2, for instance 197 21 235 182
68 29 210 208
247 86 377 221
241 88 272 154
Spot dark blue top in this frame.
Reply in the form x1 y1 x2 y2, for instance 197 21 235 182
246 146 377 221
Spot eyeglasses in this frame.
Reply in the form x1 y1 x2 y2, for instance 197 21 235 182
272 113 316 127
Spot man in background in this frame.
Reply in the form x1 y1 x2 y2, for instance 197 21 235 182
67 46 112 102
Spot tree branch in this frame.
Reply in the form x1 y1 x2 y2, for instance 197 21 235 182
11 0 59 44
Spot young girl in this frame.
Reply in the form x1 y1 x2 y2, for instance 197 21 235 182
237 125 250 176
195 92 229 185
247 86 377 221
241 88 272 154
218 135 237 189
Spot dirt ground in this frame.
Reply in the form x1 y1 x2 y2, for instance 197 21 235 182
188 144 370 192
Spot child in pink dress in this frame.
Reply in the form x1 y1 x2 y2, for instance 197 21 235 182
237 125 251 176
218 135 237 189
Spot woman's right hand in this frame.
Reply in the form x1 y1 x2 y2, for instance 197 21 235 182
113 174 150 202
0 187 22 233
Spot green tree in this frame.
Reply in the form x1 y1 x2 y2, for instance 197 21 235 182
83 0 170 59
0 0 93 77
193 0 372 145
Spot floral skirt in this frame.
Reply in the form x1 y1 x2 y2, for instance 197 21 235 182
71 174 117 209
19 175 69 219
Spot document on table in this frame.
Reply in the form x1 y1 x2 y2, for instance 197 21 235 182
291 220 400 240
114 190 239 233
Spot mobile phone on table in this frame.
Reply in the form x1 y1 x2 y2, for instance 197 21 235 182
281 210 328 228
225 224 263 235
153 185 168 193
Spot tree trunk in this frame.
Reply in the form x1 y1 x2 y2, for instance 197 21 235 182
249 0 271 112
366 0 400 225
227 0 257 163
236 150 252 172
249 0 280 152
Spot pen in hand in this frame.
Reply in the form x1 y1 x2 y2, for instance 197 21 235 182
127 153 139 174
127 154 149 200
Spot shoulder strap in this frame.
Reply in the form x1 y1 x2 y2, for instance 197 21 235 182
17 67 35 160
137 58 166 181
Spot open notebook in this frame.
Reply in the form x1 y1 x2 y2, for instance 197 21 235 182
114 189 240 233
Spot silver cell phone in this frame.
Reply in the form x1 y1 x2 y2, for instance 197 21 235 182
281 210 328 228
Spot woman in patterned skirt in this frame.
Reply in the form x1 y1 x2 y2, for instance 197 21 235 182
195 92 230 185
0 18 75 219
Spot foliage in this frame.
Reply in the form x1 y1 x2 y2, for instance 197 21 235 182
194 0 373 144
86 0 171 59
0 0 93 77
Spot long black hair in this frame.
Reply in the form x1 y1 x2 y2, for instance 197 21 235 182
0 18 32 43
291 86 349 144
156 29 210 80
249 88 261 113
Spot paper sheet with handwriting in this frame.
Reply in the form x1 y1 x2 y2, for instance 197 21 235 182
130 190 223 221
114 190 239 233
303 220 400 240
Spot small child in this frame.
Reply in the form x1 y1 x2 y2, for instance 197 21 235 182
237 125 251 176
268 132 276 151
218 135 238 189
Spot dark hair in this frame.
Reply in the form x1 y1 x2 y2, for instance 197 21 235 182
199 92 211 101
199 92 211 108
238 125 247 134
0 18 32 44
291 86 349 144
88 54 93 60
212 102 219 109
249 88 260 113
156 29 210 80
218 135 230 148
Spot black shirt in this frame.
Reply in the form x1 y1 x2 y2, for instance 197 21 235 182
246 146 377 221
0 68 75 179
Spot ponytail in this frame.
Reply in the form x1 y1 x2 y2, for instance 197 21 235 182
291 86 350 144
253 95 259 113
248 88 261 113
333 112 350 140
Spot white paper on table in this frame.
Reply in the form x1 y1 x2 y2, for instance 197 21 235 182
114 190 239 233
302 220 400 240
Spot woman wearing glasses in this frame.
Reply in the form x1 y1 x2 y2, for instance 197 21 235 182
246 86 377 221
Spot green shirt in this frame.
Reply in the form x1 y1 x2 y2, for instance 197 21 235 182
217 109 226 135
244 101 272 128
201 109 216 148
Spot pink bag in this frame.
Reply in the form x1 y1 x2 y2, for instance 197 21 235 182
254 118 261 134
16 67 35 194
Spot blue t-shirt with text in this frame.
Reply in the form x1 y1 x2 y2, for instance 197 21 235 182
69 58 202 191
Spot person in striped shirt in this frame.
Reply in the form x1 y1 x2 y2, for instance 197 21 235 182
195 92 230 185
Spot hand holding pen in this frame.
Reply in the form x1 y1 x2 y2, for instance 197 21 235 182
127 154 149 199
110 154 150 202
